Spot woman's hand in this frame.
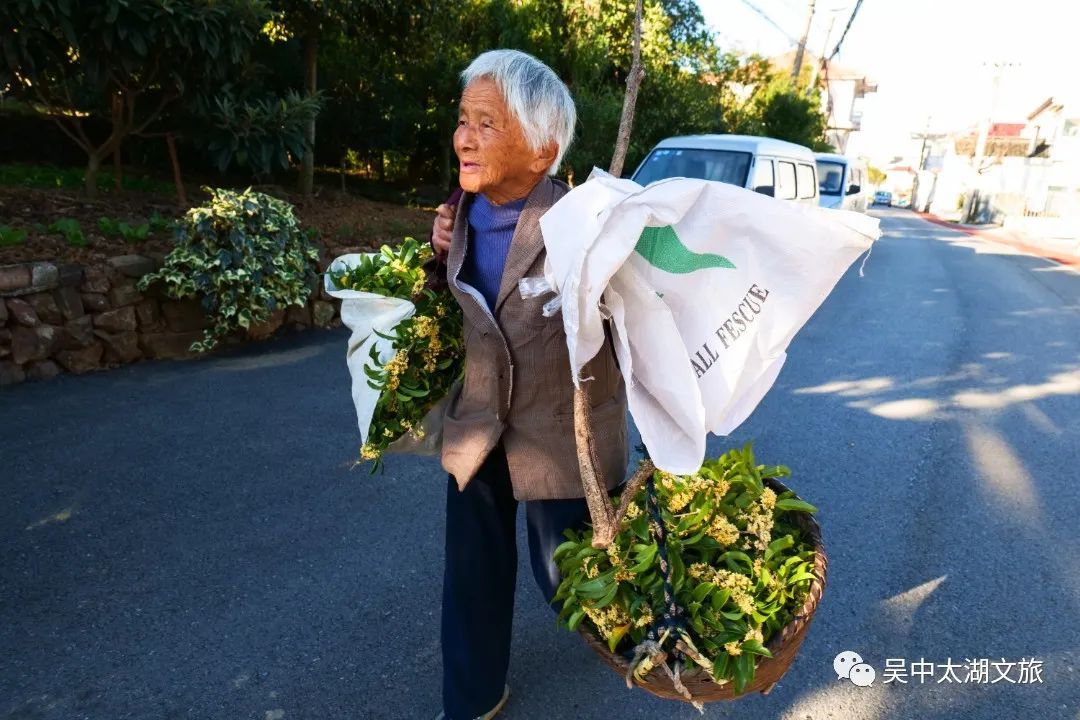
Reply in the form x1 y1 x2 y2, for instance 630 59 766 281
431 203 456 260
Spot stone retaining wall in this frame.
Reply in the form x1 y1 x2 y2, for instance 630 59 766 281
0 254 340 386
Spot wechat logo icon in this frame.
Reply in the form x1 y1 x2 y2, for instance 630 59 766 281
835 650 876 687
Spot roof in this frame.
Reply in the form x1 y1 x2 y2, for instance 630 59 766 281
989 123 1024 137
1028 97 1057 120
814 152 866 167
652 134 816 159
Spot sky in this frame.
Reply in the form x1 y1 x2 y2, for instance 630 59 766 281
696 0 1077 162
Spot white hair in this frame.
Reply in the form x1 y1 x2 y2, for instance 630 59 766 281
461 49 576 175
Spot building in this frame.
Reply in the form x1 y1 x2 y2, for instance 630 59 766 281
922 98 1079 236
1020 97 1080 223
769 51 878 153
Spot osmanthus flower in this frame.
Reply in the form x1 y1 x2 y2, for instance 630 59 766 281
551 444 821 695
327 238 465 471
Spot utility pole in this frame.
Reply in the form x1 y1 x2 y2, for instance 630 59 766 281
964 61 1014 222
807 12 837 94
791 0 817 85
911 116 943 212
914 117 933 169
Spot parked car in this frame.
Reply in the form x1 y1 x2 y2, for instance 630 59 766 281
873 190 893 206
631 134 820 206
815 153 868 212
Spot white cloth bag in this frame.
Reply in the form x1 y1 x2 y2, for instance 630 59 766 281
538 169 881 475
324 254 454 456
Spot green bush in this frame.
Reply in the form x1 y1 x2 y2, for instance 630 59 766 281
0 163 170 193
101 214 173 242
49 218 87 246
0 225 28 247
137 187 320 353
148 212 174 234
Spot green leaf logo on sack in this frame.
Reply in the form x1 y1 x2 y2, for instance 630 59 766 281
635 225 735 273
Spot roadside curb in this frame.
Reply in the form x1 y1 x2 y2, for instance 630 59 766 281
917 211 1080 268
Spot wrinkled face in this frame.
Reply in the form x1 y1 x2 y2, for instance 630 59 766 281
453 77 553 204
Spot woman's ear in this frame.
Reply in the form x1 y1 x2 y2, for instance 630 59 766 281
530 143 558 174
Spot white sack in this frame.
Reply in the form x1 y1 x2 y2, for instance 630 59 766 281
539 169 881 474
325 253 451 456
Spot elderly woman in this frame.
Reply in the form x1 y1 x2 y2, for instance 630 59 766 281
429 50 628 720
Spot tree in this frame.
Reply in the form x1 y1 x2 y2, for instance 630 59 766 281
755 80 831 150
0 0 266 197
867 164 885 186
269 0 403 197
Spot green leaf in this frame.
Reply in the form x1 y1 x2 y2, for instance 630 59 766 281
775 498 818 514
788 571 818 584
691 581 716 603
733 653 755 695
720 550 754 573
741 639 772 657
607 623 631 653
711 588 731 610
628 543 657 573
553 540 578 559
765 534 794 561
593 582 619 608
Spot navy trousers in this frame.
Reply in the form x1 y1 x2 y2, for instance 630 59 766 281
441 443 623 720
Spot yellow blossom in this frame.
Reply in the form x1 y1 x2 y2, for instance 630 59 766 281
732 590 755 615
383 349 409 378
760 487 776 511
707 514 740 546
715 570 753 593
725 641 742 656
668 490 693 513
743 509 773 552
583 602 631 641
607 546 622 566
688 563 711 580
413 315 438 338
360 443 380 460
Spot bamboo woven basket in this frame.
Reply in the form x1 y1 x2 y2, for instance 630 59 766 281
577 476 828 702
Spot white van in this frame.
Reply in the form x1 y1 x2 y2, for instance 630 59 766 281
815 153 868 212
630 134 820 206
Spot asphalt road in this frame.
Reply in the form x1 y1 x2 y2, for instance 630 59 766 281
2 208 1078 720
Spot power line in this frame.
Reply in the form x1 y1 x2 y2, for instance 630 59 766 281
737 0 799 44
828 0 863 59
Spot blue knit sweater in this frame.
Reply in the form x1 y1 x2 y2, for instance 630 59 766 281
463 193 527 312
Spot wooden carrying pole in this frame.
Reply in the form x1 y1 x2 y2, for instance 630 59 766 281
576 0 651 549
